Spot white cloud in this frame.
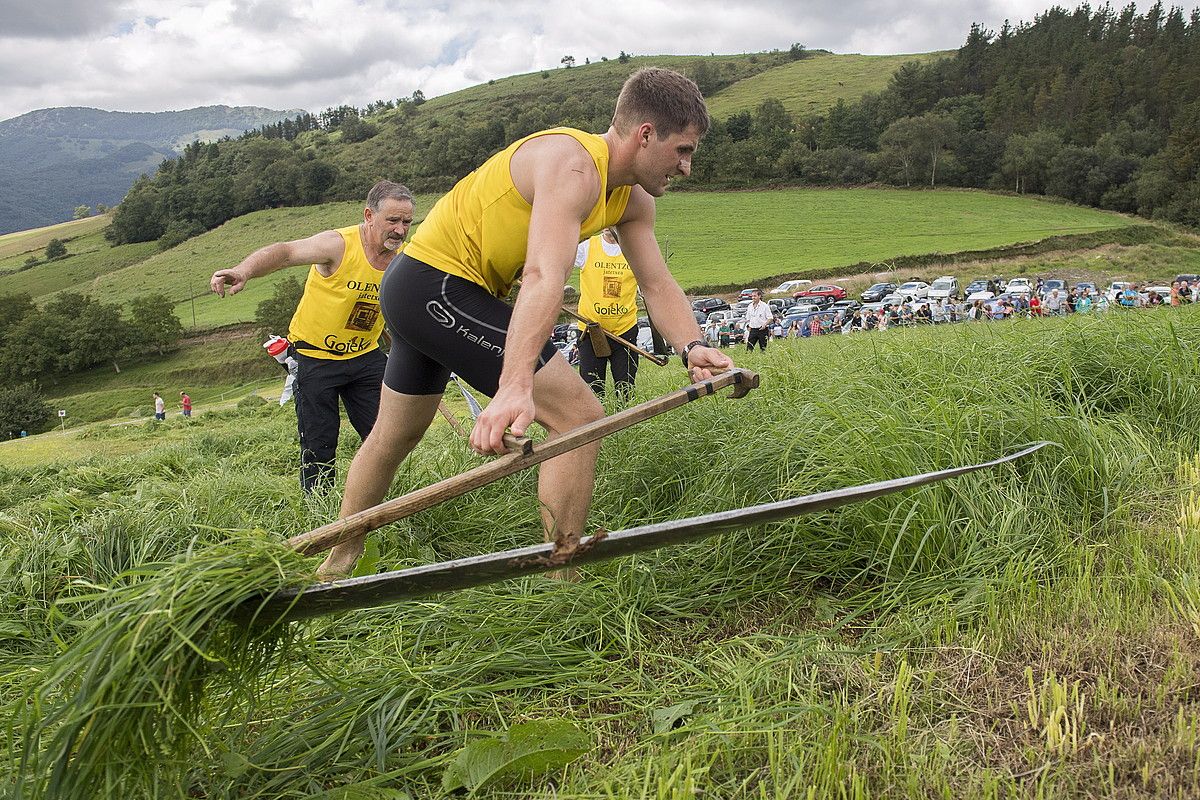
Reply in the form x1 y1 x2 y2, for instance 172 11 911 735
0 0 1162 121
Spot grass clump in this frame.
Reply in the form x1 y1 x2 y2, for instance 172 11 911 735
10 537 312 799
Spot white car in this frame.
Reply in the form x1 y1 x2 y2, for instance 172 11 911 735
1006 277 1034 296
1143 285 1172 303
1106 281 1131 303
896 281 929 301
927 276 958 300
966 290 996 302
769 279 811 295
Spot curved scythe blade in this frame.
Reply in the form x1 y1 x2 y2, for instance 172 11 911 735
238 441 1050 624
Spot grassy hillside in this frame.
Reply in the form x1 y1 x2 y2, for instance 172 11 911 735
707 51 951 119
41 188 1146 329
0 227 157 298
0 214 108 260
4 309 1200 797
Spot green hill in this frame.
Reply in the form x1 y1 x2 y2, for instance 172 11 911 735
67 188 1138 329
707 51 951 119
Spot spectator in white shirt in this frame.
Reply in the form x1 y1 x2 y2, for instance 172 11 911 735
743 291 775 351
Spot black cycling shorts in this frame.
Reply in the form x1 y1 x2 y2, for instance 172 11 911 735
380 254 560 397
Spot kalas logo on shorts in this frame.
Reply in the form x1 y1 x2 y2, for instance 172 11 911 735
426 300 456 328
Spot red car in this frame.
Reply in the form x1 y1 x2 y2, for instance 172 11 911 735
793 284 847 301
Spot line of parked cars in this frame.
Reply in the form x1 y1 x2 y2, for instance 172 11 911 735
688 271 1192 336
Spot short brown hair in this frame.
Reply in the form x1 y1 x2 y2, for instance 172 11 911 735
612 67 710 138
365 180 414 211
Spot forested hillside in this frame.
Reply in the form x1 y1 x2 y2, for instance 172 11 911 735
105 5 1200 252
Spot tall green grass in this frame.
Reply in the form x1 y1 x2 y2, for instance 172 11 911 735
2 308 1198 797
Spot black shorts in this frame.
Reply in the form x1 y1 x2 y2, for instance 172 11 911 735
381 254 560 396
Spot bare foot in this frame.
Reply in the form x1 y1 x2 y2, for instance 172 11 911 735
316 543 363 582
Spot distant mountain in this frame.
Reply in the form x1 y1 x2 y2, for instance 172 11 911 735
0 105 306 234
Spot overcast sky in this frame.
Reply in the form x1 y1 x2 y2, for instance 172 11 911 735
0 1 1157 122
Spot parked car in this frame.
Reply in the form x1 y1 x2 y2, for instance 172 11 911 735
830 299 862 315
927 276 959 300
1143 285 1172 304
793 284 847 301
862 293 906 313
693 310 708 326
731 300 753 315
1005 277 1034 296
1105 281 1132 303
1174 273 1200 286
1073 281 1098 295
769 279 812 295
783 310 839 336
1041 278 1067 297
738 288 763 301
966 289 997 302
965 278 999 296
692 297 730 313
896 280 930 301
706 310 735 325
861 282 897 303
767 298 792 315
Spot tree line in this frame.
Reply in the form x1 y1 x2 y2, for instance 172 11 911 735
0 293 185 435
105 5 1200 250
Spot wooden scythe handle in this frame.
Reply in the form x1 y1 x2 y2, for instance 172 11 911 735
286 368 759 555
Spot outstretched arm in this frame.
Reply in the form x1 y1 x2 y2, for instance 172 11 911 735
616 188 732 380
209 230 345 297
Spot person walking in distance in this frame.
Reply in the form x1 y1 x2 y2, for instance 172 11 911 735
180 391 192 417
574 227 641 401
318 68 733 579
209 181 415 492
153 392 165 421
743 290 773 351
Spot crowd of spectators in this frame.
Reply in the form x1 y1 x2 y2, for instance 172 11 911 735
697 277 1198 346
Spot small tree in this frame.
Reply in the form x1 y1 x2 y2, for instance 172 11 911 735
618 51 631 64
789 43 809 60
73 205 92 219
561 55 576 69
255 275 305 336
0 383 52 437
44 239 67 260
128 293 185 356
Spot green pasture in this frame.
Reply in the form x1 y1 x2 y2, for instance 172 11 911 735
0 215 108 260
0 228 157 299
75 188 1140 331
707 51 951 120
656 188 1137 287
3 308 1200 798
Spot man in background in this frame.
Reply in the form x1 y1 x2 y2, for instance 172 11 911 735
209 181 415 492
575 227 641 400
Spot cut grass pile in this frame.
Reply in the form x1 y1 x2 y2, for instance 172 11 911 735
3 307 1200 797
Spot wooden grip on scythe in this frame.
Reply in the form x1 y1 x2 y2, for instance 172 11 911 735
286 368 759 556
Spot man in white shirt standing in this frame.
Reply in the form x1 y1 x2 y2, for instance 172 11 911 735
744 290 775 351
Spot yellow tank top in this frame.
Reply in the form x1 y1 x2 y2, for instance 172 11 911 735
404 128 633 297
287 225 389 360
577 235 638 334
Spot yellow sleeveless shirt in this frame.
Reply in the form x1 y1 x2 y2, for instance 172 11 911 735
577 235 638 334
287 225 389 360
404 128 633 297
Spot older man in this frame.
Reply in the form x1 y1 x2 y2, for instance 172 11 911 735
210 181 415 492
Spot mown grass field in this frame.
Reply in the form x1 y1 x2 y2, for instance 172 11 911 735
2 308 1199 798
0 227 157 299
0 215 108 260
69 188 1140 330
706 51 951 119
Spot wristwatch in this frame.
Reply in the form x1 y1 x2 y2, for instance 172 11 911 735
680 339 705 368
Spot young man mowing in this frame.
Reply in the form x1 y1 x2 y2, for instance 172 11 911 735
320 68 733 578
